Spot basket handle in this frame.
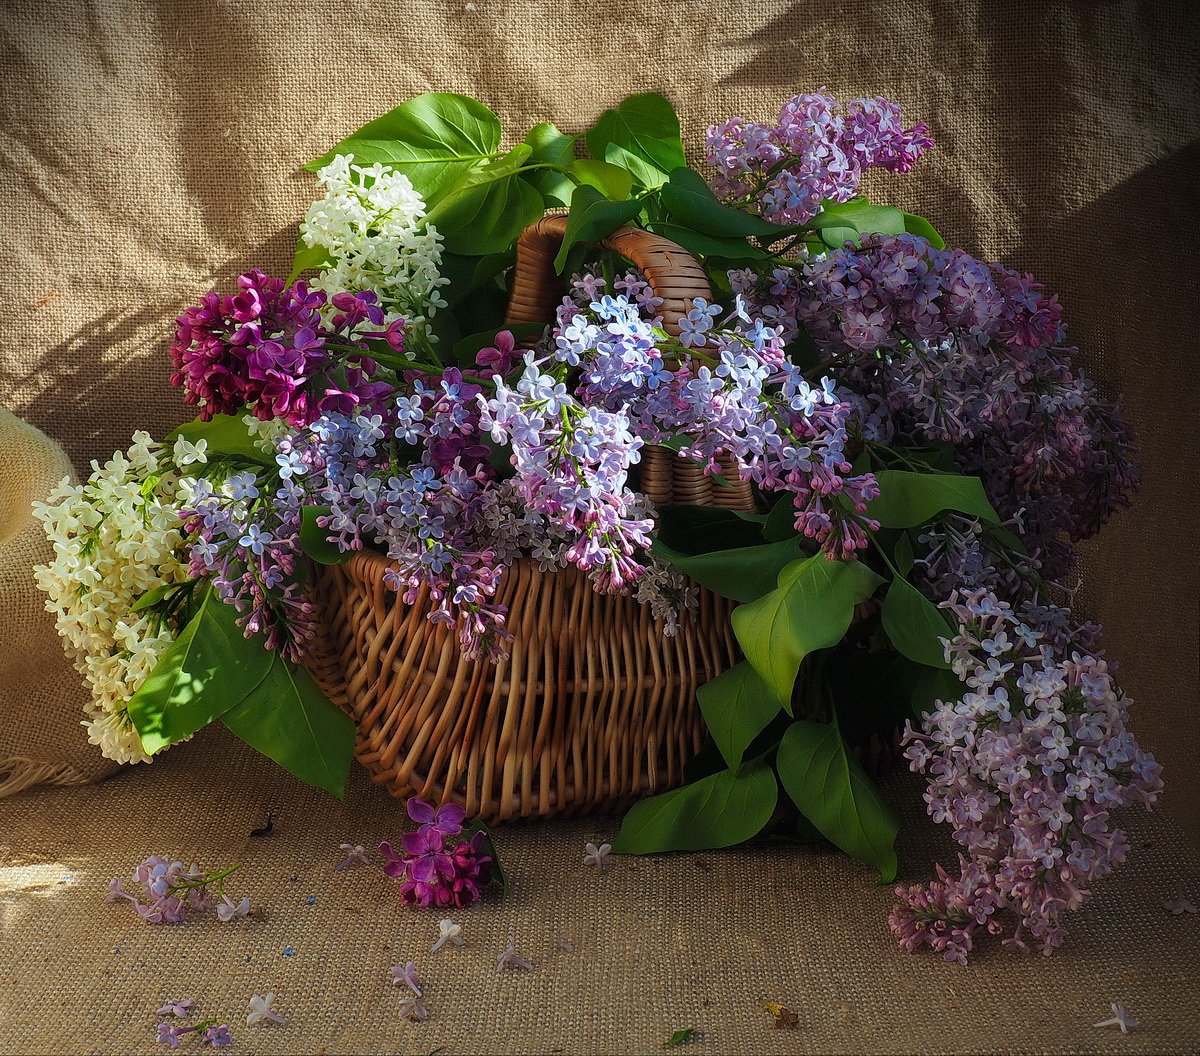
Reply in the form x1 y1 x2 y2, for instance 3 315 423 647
503 215 712 337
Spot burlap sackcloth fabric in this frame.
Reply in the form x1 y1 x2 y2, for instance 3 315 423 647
1 2 1199 1053
0 408 119 795
1 725 1198 1056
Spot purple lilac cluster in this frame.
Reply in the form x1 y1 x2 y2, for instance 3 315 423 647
180 470 316 660
551 273 880 558
890 590 1162 963
156 1021 233 1049
379 798 493 909
705 91 933 224
106 855 241 925
732 235 1139 577
170 269 402 426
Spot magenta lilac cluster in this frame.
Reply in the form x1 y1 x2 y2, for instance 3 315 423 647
379 798 493 909
705 91 933 224
890 590 1162 963
106 855 242 925
169 269 402 426
732 234 1139 578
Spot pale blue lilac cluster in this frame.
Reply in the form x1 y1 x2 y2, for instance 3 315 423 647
107 856 244 925
551 273 881 559
180 469 316 660
705 91 933 224
169 269 402 426
731 234 1139 578
379 798 494 909
890 590 1162 963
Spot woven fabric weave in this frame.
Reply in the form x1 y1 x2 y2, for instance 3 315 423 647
1 726 1198 1055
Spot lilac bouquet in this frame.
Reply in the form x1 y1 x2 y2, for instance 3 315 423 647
35 89 1158 959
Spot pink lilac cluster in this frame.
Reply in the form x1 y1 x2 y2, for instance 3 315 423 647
170 269 402 426
705 91 933 224
379 798 493 909
551 273 880 558
891 590 1162 963
731 235 1139 578
106 855 241 925
180 470 316 660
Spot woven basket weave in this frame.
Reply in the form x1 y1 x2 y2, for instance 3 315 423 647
304 218 753 821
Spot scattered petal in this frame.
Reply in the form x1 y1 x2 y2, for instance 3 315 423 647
203 1023 234 1047
1162 884 1198 915
156 999 195 1018
216 894 251 922
390 960 423 997
1092 1002 1139 1034
282 946 296 957
431 917 465 954
304 895 317 906
398 993 428 1023
496 936 534 973
583 842 613 869
336 843 370 870
247 992 288 1026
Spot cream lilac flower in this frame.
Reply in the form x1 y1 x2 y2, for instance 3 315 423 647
300 154 448 343
216 894 251 922
496 936 534 972
1092 1003 1138 1034
246 993 287 1026
431 918 465 953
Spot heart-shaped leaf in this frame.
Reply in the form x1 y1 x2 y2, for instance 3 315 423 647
570 158 634 200
553 185 643 272
881 575 954 669
902 211 946 249
776 719 899 882
521 121 577 208
697 662 782 768
815 199 906 249
304 93 503 204
660 167 793 239
222 654 356 798
166 414 272 468
867 470 1000 529
652 535 810 603
585 93 686 191
299 505 351 565
732 555 884 707
611 759 777 854
424 145 544 255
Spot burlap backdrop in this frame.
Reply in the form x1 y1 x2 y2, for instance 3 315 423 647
1 5 1199 1052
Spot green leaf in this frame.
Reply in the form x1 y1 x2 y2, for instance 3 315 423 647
653 504 766 555
423 145 544 256
569 158 634 200
221 654 356 798
553 185 643 272
731 555 884 708
647 221 767 262
903 211 946 249
660 166 791 239
815 199 906 249
867 470 1001 529
298 505 351 565
762 495 798 542
131 581 179 613
664 1029 698 1048
166 414 272 468
303 93 503 204
585 93 686 191
651 535 810 604
881 576 953 669
776 719 899 882
697 662 782 768
439 250 514 307
288 237 333 284
126 590 274 754
521 121 577 208
910 665 966 719
612 759 777 854
893 531 915 576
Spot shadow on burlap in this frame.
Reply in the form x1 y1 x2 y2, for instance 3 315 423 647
1 726 1198 1056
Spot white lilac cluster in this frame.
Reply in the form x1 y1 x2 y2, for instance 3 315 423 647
32 434 208 763
299 153 449 342
891 590 1163 963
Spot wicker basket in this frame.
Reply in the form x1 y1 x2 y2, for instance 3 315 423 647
303 217 755 821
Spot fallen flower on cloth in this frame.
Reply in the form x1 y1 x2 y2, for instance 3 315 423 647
583 842 612 869
391 961 422 996
379 797 496 908
496 936 533 973
1093 1003 1139 1034
1163 885 1198 915
216 894 251 922
336 843 370 870
760 999 799 1030
156 999 194 1019
156 1018 234 1049
398 993 429 1023
246 993 287 1026
431 917 465 953
108 856 242 925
